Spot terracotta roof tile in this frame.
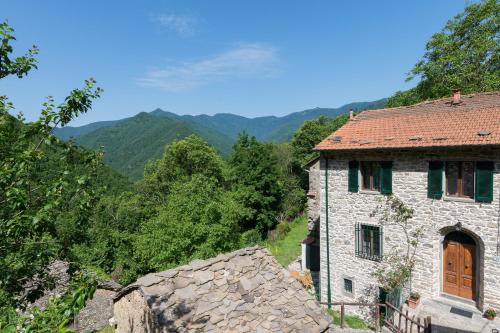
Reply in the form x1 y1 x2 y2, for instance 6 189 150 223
315 91 500 151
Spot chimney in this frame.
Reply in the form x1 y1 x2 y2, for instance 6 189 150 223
452 89 461 104
349 109 354 120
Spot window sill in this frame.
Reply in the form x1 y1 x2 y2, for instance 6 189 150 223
355 254 382 262
443 196 475 203
359 190 380 195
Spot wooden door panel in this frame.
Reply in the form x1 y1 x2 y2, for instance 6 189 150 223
443 240 475 300
459 244 475 299
443 241 459 295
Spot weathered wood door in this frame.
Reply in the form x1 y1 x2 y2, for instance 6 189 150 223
443 239 475 299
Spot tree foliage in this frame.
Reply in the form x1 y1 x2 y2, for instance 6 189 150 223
371 195 423 292
134 175 242 273
0 20 106 329
291 114 349 166
141 134 225 205
387 0 500 107
228 133 284 234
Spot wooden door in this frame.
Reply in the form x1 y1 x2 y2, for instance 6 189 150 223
443 240 475 299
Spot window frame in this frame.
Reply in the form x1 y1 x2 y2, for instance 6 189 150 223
355 223 383 262
360 161 381 192
342 276 354 297
444 161 475 199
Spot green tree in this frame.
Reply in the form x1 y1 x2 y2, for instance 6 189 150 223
0 20 102 327
291 114 349 166
70 191 153 284
134 175 242 272
271 143 306 221
228 133 283 234
140 134 225 206
387 0 500 107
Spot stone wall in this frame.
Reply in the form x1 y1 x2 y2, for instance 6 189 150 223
317 148 500 317
113 289 157 333
307 159 321 235
113 247 331 332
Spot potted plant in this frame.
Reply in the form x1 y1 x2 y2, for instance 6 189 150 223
407 292 421 309
484 308 496 320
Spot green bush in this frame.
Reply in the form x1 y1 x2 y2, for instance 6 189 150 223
276 223 291 240
134 175 242 272
240 229 262 247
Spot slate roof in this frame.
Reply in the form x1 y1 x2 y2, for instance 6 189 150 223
315 91 500 151
113 247 331 332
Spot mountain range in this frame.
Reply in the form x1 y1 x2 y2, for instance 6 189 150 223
54 98 386 180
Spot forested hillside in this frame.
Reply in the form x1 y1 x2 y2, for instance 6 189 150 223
73 112 233 180
180 98 386 142
54 99 386 179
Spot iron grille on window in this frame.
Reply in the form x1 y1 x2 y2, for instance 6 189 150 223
355 224 383 261
344 278 353 294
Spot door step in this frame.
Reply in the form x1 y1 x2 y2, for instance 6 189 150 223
433 294 482 316
438 293 479 312
450 306 474 318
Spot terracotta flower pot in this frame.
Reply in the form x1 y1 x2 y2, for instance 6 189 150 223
485 315 495 321
407 298 420 309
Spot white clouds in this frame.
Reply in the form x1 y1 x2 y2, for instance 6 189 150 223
138 43 279 92
153 14 198 36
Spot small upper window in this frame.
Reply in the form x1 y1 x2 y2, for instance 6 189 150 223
360 161 381 191
343 278 353 294
445 161 474 199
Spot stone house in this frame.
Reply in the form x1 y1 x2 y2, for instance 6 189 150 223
308 91 500 315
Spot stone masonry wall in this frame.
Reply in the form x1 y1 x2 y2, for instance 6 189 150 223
318 148 500 318
307 159 321 234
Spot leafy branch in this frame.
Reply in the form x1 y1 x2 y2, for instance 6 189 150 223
372 195 423 292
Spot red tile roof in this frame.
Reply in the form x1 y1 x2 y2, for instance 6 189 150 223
315 91 500 151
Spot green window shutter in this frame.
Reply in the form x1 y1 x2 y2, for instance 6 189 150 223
348 161 359 192
355 223 360 256
475 161 494 203
428 161 444 199
380 161 393 195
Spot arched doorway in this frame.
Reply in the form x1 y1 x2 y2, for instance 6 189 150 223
443 231 476 300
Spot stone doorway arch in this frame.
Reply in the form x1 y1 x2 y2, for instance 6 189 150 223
440 225 484 308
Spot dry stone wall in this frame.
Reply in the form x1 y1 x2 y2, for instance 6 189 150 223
113 247 331 332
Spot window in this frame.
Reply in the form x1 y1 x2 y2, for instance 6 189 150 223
445 161 474 199
349 161 392 194
343 278 353 294
360 161 380 191
355 224 382 261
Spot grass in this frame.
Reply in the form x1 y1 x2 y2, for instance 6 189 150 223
95 326 114 333
327 309 370 330
264 214 308 267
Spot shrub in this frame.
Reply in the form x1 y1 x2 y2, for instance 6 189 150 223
240 229 262 247
276 223 291 240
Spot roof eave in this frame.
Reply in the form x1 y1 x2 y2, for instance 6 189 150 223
314 143 500 152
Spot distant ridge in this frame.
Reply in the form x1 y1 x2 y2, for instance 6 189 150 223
54 98 386 179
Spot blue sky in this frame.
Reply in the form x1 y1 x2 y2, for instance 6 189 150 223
2 1 474 126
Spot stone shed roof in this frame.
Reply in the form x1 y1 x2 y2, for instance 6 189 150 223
113 247 331 332
315 91 500 151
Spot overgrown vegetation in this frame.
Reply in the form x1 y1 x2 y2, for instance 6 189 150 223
264 214 308 267
0 20 106 329
387 0 499 107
